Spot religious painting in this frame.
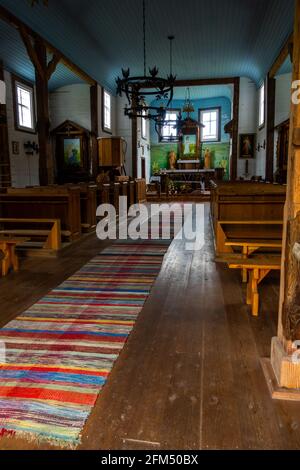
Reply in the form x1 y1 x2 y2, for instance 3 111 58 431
183 134 197 156
239 133 256 159
63 138 82 167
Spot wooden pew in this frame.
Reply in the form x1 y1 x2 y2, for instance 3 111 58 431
128 181 135 208
135 178 146 203
225 238 282 282
210 181 286 252
216 220 283 255
0 218 61 256
109 182 120 214
76 183 97 232
0 187 81 241
226 255 281 316
0 237 30 276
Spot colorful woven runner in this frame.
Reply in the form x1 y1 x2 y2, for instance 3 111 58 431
0 204 187 446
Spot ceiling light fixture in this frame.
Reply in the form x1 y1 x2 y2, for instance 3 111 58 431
116 0 176 121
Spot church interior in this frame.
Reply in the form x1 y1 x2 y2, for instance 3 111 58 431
0 0 300 452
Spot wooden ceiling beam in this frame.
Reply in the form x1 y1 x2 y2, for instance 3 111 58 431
0 4 97 86
269 32 294 78
46 52 61 80
18 25 44 78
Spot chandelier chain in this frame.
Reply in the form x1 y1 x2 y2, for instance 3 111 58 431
143 0 146 76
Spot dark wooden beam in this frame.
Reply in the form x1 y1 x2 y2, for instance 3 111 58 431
90 85 99 179
131 94 138 179
132 116 138 179
0 4 97 86
34 39 52 185
231 77 240 181
266 74 276 182
0 60 11 188
18 25 44 78
269 33 294 78
46 53 61 81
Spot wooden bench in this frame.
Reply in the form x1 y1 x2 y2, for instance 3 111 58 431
0 218 62 256
216 220 283 255
135 178 147 203
226 255 281 316
0 187 81 241
76 183 97 232
210 182 286 253
225 238 282 282
0 237 30 276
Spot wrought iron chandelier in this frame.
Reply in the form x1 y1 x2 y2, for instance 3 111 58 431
155 88 195 141
116 0 176 121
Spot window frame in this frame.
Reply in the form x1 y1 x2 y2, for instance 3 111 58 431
102 88 112 134
258 82 265 130
159 108 181 143
199 107 221 143
12 75 36 134
141 110 147 140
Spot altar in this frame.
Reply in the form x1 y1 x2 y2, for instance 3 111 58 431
159 168 224 196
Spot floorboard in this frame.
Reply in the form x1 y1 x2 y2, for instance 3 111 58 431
0 203 300 450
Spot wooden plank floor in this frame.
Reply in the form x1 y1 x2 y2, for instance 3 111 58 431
1 203 300 450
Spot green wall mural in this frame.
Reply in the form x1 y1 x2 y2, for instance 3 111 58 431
151 143 178 173
151 142 230 180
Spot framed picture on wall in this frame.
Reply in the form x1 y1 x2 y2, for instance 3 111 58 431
63 138 82 167
239 133 256 159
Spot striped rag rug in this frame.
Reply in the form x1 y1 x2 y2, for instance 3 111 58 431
0 243 171 447
0 203 190 446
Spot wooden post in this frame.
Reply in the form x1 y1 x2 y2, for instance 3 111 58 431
19 27 61 186
34 38 51 185
0 60 11 188
132 114 138 179
90 85 99 180
231 77 240 181
266 74 276 182
269 0 300 392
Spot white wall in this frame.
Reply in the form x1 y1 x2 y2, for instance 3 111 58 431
4 70 39 187
275 73 292 127
238 77 257 178
49 84 91 131
273 73 292 174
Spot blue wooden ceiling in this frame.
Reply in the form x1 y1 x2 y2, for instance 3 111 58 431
0 0 295 92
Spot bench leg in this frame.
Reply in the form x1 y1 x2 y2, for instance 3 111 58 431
1 244 11 277
247 268 260 316
10 245 19 272
242 247 248 283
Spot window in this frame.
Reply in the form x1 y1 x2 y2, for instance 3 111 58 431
141 110 147 139
13 77 35 132
199 108 220 142
259 83 265 128
159 110 179 142
103 89 112 132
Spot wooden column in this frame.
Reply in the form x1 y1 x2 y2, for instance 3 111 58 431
231 77 240 181
19 27 60 186
0 60 11 188
268 0 300 392
132 113 138 179
90 85 99 180
34 38 51 185
266 74 276 182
